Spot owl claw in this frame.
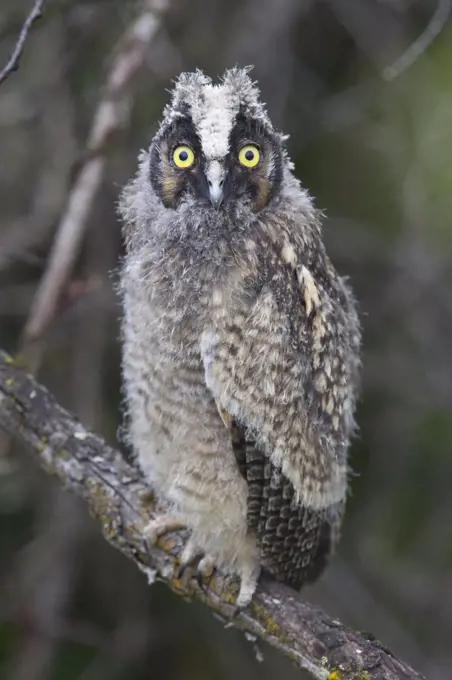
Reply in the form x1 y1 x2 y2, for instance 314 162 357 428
176 560 193 580
179 538 200 565
196 555 216 594
196 570 208 594
176 542 216 595
197 554 216 579
176 539 204 586
176 541 202 580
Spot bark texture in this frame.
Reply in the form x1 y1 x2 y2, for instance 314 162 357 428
0 349 423 680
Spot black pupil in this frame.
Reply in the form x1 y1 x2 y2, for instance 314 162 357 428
245 149 254 161
179 150 188 161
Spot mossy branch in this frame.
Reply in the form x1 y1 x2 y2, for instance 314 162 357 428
0 348 423 680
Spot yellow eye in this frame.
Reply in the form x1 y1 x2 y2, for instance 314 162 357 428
238 144 260 168
172 145 195 168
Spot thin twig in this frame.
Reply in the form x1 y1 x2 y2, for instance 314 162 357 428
0 0 45 86
0 349 425 680
21 0 168 372
0 58 77 276
383 0 451 81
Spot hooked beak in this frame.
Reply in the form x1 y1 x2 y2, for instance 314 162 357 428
206 160 224 209
209 181 224 208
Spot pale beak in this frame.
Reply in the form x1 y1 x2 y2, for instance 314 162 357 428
209 182 224 208
206 160 224 208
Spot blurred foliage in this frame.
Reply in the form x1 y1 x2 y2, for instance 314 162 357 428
1 1 452 679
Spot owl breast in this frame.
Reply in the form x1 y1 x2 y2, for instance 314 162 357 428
122 261 259 573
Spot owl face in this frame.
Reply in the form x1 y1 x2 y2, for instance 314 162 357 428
149 69 286 214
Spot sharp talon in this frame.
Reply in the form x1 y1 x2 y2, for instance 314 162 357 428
176 562 191 580
176 545 203 581
196 570 208 594
206 566 216 589
195 554 216 595
196 565 216 595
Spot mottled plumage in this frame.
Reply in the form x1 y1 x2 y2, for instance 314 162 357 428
119 68 361 607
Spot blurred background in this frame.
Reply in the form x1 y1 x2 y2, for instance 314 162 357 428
1 0 452 678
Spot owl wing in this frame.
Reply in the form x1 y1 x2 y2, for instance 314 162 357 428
214 406 336 587
203 293 342 588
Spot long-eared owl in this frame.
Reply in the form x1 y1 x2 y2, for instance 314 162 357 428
119 68 361 607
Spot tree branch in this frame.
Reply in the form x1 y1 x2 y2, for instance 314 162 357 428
383 0 451 81
0 348 423 680
0 0 45 86
21 0 168 372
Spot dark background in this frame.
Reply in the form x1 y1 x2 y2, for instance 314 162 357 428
1 1 452 678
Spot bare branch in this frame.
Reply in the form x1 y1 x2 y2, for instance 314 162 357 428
383 0 451 81
21 0 168 371
0 348 424 680
0 0 45 86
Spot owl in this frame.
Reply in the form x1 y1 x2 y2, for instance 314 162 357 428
119 68 361 608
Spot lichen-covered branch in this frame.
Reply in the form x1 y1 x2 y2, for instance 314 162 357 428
0 349 423 680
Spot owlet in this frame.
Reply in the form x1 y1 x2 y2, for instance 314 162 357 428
119 68 361 608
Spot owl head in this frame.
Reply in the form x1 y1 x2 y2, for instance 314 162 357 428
149 67 292 214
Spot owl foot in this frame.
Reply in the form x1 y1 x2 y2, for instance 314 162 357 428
177 540 216 594
143 517 258 610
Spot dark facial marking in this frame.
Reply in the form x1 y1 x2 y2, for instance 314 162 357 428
150 114 210 209
223 112 284 212
149 107 284 212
